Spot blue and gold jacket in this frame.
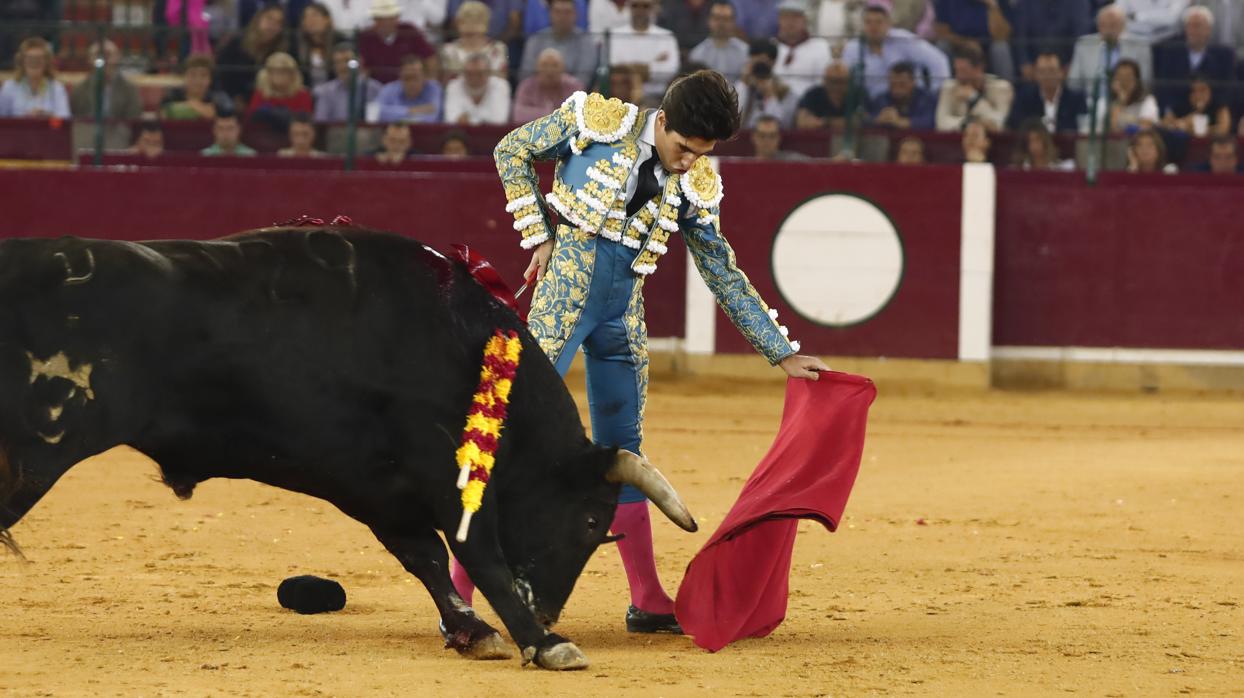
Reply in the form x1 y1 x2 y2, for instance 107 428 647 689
494 91 799 365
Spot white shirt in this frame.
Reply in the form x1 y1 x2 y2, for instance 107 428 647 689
775 36 832 99
590 0 630 33
624 111 669 205
1042 88 1061 132
320 0 444 32
443 74 511 125
608 24 680 98
1117 0 1189 42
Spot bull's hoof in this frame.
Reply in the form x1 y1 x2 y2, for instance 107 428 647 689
463 632 512 660
530 642 590 670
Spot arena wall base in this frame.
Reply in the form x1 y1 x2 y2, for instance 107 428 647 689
991 352 1244 394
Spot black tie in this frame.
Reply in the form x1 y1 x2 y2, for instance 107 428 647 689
627 151 662 217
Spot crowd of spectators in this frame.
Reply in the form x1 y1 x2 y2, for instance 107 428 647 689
0 0 1242 172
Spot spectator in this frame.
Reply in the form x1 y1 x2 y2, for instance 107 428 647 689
1152 6 1236 113
1012 117 1074 169
843 1 951 99
609 0 682 101
1194 0 1244 57
69 40 142 121
960 116 990 162
278 112 326 156
314 43 384 122
773 0 832 98
291 3 345 89
735 0 782 39
796 62 852 129
216 5 289 106
1012 0 1092 76
0 37 70 119
201 114 257 156
1005 50 1086 133
895 134 926 162
1068 4 1153 94
519 0 598 84
513 49 584 121
609 64 645 104
359 0 438 84
1116 0 1188 43
868 60 936 129
933 0 1015 81
811 0 864 45
375 122 414 163
373 54 444 122
441 129 471 156
319 0 374 31
660 0 713 51
1102 58 1158 132
591 0 632 33
321 0 449 33
690 1 751 82
130 121 165 159
441 0 509 81
247 52 315 130
523 0 588 35
1190 134 1242 173
447 0 523 39
163 55 233 120
751 113 809 159
1161 73 1232 136
738 60 801 127
443 52 512 124
1126 127 1177 172
935 41 1014 131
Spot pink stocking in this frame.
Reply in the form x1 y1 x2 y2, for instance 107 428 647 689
611 501 675 614
450 558 475 606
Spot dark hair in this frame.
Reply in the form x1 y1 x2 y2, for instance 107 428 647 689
332 41 357 56
751 61 773 79
1110 59 1146 104
1034 48 1063 65
1013 117 1055 167
183 54 215 73
753 114 781 129
747 38 778 61
889 61 914 77
952 42 984 68
661 70 741 141
401 53 425 68
863 5 889 17
442 129 470 148
215 113 240 124
1210 134 1238 152
1130 128 1167 169
289 111 313 125
138 120 163 135
710 0 736 14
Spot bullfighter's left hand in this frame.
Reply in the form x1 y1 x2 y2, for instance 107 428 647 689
779 354 831 380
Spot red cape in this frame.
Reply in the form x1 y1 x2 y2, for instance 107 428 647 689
674 372 876 652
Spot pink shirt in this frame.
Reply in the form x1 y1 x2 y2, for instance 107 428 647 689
511 73 585 123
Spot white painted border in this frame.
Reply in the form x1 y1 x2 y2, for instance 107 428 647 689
958 163 995 362
683 156 719 355
993 346 1244 367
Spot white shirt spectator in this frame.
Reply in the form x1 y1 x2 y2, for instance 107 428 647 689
320 0 446 32
608 24 680 98
443 73 511 124
590 0 631 33
775 35 831 98
1117 0 1189 43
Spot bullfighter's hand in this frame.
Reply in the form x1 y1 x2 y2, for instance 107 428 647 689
524 239 555 283
779 354 831 381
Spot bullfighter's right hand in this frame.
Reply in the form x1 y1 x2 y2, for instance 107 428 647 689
524 239 554 284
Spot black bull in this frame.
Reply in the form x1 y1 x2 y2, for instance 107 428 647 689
0 228 697 670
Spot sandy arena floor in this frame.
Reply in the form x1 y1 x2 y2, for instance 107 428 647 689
1 373 1242 696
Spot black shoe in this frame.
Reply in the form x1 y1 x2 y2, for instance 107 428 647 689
625 605 683 634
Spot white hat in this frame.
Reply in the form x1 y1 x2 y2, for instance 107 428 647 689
369 0 403 18
777 0 809 16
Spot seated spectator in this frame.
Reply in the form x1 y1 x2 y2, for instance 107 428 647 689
0 37 70 119
895 134 926 163
513 49 584 122
1101 58 1157 133
1116 0 1187 44
247 52 315 131
448 0 523 39
1161 73 1232 137
843 1 951 100
375 122 414 163
689 1 750 82
609 64 645 105
751 114 808 159
440 1 508 82
1012 118 1074 170
1126 127 1177 172
359 0 438 84
811 0 864 48
960 116 991 162
523 0 588 36
660 0 713 52
163 55 233 120
1012 0 1091 78
70 40 142 121
320 0 375 32
1068 4 1152 95
443 53 512 125
278 112 326 157
373 55 444 123
1198 0 1244 54
216 5 289 108
314 43 384 122
1189 135 1242 174
609 0 682 101
591 0 634 33
1005 50 1085 133
201 114 257 156
734 0 782 39
1152 6 1236 113
933 0 1015 81
773 0 831 99
520 0 597 84
935 42 1014 132
291 3 346 89
738 61 801 128
796 62 851 129
441 130 471 157
868 61 936 130
129 121 164 159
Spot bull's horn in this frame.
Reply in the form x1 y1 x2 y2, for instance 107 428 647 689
606 450 697 533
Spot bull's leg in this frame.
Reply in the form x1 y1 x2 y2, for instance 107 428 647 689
371 528 512 660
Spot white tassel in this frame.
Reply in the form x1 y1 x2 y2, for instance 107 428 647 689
455 510 473 543
790 340 801 353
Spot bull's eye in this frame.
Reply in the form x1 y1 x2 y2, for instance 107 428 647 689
586 515 599 531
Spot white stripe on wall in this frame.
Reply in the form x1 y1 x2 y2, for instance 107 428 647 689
683 156 719 355
993 346 1244 367
958 163 996 362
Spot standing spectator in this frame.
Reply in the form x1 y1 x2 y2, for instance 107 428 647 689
321 0 448 32
291 3 345 89
70 40 143 121
1102 58 1158 132
446 0 522 39
591 0 633 33
520 0 598 84
409 0 452 41
1193 0 1244 58
933 0 1015 81
441 129 471 156
1191 134 1242 172
735 0 783 39
512 49 584 121
935 41 1014 131
440 0 509 81
201 114 258 156
895 134 926 162
960 116 991 161
314 43 384 121
1161 73 1232 136
796 62 852 128
375 122 414 162
0 37 70 119
523 0 588 35
773 0 832 98
868 61 936 129
1005 50 1085 132
278 112 326 156
1116 0 1188 43
1012 0 1092 78
443 52 512 124
373 54 444 122
246 52 315 130
163 55 234 120
843 1 951 99
691 1 753 81
130 121 165 159
660 0 714 52
216 5 290 107
751 113 809 158
1152 6 1236 113
1068 4 1153 94
738 60 801 127
359 0 438 84
609 0 682 101
1012 117 1074 169
1126 127 1177 172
